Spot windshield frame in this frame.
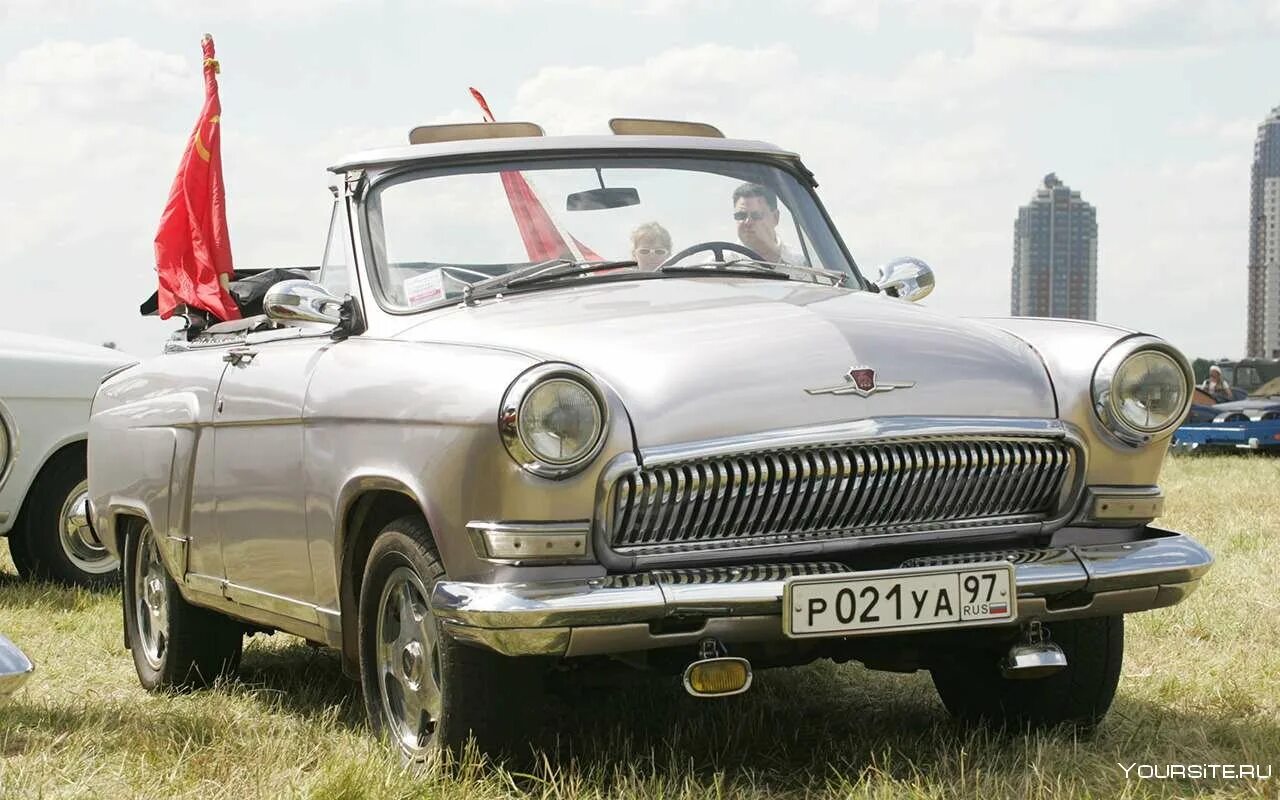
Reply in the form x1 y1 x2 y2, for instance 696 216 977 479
357 151 870 316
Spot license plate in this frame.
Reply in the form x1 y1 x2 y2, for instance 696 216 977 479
783 563 1016 638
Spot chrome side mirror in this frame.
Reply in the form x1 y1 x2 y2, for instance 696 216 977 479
875 257 935 302
0 633 34 700
264 280 344 327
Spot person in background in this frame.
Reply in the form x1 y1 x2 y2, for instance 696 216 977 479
1200 365 1233 403
731 182 803 265
631 222 672 270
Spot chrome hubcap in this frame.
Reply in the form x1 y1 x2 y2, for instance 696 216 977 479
134 525 169 670
376 567 442 756
58 481 117 574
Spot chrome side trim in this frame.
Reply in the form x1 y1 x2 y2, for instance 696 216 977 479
222 581 322 625
180 572 343 647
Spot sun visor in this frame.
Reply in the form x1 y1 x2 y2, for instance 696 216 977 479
408 122 545 145
608 118 724 137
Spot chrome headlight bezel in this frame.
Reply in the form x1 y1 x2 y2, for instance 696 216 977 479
499 363 608 479
1091 336 1193 447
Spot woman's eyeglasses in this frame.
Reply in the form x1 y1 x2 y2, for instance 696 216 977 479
634 247 670 256
733 210 770 222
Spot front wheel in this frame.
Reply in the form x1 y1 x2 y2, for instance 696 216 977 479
358 515 545 762
930 615 1124 732
122 520 242 690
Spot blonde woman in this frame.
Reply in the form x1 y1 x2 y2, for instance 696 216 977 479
630 222 672 270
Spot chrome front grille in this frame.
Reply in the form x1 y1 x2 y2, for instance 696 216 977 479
608 437 1075 553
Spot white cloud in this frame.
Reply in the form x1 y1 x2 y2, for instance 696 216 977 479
923 0 1280 46
808 0 881 30
1171 113 1260 144
437 0 728 15
1 38 190 116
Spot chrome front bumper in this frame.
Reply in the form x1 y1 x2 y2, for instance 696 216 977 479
430 525 1213 657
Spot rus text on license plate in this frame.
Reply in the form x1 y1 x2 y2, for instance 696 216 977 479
783 563 1016 638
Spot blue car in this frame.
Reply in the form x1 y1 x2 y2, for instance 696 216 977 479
1173 387 1280 451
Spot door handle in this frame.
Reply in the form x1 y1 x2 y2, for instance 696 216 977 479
222 348 258 366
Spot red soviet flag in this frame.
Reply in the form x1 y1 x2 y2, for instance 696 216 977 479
469 88 601 262
154 34 240 321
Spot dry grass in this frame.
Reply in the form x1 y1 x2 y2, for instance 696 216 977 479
1 454 1277 799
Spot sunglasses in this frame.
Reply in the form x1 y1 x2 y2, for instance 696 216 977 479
733 210 771 222
634 247 669 256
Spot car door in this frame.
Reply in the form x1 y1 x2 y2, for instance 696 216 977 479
212 328 332 618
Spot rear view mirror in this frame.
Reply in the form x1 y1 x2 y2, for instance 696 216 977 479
566 187 640 211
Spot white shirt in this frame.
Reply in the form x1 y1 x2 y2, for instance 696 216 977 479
727 239 806 266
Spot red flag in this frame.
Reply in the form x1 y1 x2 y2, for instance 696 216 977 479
154 34 240 321
469 88 601 262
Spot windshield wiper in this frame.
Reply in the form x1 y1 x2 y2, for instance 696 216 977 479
504 260 637 289
658 261 790 281
696 259 848 287
462 259 637 305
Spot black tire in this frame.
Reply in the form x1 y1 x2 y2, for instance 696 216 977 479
14 450 119 587
358 514 544 762
930 615 1124 732
122 520 242 690
6 529 35 578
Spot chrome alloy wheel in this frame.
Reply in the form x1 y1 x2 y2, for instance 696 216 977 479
376 566 443 756
134 525 169 670
58 480 117 574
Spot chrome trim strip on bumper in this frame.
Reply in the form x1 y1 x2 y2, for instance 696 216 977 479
430 525 1212 657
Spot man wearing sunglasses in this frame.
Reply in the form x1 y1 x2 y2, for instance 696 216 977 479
732 182 802 265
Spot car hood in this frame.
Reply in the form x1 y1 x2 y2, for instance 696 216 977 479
1210 398 1280 412
0 331 133 365
394 279 1056 449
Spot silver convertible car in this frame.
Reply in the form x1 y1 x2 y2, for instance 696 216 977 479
88 120 1212 760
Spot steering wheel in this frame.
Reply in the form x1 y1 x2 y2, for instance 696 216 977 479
661 241 765 267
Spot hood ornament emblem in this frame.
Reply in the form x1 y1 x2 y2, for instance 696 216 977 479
805 365 915 398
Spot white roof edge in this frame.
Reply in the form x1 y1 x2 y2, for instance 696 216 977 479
328 134 798 174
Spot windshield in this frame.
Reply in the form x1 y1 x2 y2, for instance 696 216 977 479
362 155 861 312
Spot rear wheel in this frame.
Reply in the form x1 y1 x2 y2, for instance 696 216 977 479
930 616 1124 732
14 452 119 586
122 520 242 689
358 514 545 762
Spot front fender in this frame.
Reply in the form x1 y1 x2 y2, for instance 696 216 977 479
980 317 1172 488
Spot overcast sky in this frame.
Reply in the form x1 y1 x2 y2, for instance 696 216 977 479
2 0 1277 358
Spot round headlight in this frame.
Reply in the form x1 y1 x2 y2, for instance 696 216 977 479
500 364 607 478
1093 339 1192 445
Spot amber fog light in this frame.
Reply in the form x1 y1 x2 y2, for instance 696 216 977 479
683 658 752 698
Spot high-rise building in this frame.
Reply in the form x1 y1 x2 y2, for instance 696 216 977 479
1246 105 1280 358
1011 173 1098 320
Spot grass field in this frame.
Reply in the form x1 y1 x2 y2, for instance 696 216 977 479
1 454 1277 799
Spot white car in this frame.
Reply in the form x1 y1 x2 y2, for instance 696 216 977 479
1 332 133 585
